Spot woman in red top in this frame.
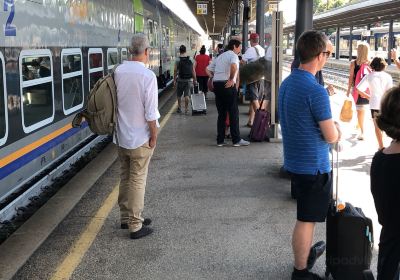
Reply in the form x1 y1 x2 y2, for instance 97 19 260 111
195 47 211 98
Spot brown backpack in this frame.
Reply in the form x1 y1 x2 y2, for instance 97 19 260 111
72 65 119 138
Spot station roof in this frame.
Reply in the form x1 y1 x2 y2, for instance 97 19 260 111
185 0 280 39
284 0 400 33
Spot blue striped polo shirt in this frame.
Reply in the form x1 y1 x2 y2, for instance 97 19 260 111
278 68 332 175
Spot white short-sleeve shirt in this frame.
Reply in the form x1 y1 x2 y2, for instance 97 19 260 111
207 50 239 83
242 45 265 62
113 61 161 149
357 71 393 110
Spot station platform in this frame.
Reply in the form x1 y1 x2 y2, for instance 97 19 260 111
0 91 382 279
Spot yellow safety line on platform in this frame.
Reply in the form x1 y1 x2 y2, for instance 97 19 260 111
50 101 178 280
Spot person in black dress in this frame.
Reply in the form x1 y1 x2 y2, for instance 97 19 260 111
371 85 400 280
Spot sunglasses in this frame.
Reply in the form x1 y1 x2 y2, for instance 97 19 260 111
322 51 331 57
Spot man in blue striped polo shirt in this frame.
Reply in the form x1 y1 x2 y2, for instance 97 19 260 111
278 30 341 280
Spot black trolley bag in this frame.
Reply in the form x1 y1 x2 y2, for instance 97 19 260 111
326 146 374 280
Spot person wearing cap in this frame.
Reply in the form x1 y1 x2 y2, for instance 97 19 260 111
174 45 197 114
241 33 266 127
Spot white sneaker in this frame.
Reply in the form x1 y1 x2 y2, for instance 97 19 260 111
233 139 250 147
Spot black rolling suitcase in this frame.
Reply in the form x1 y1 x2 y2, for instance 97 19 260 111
326 147 374 280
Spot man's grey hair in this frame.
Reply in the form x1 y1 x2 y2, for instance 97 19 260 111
129 33 150 56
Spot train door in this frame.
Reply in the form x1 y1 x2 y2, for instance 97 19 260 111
0 52 7 146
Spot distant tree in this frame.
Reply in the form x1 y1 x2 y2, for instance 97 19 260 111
313 0 353 14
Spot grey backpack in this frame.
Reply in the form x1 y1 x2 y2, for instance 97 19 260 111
72 65 119 138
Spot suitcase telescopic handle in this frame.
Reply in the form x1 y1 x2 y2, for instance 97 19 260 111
331 143 340 212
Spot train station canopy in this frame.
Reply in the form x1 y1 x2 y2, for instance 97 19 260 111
284 0 400 32
185 0 280 38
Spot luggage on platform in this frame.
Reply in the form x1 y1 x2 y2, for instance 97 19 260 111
325 147 374 280
249 95 270 141
191 84 207 115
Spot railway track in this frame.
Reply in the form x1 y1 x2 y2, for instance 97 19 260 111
0 82 176 244
283 57 400 93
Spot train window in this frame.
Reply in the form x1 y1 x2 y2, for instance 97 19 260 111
107 48 118 73
61 49 84 115
154 21 159 47
121 48 128 62
20 50 54 133
88 48 104 91
0 52 7 146
166 27 170 47
148 20 154 47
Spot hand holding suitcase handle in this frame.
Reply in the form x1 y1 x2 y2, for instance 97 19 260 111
332 143 343 213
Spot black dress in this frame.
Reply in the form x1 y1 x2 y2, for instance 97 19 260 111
370 150 400 280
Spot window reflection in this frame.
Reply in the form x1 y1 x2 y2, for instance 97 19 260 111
89 53 102 68
62 54 82 73
22 82 53 127
63 76 83 111
22 56 51 81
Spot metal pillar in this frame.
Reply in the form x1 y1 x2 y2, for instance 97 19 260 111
349 25 353 61
335 27 340 60
388 20 394 65
366 24 371 45
242 0 249 53
235 0 240 27
256 0 265 47
294 0 313 59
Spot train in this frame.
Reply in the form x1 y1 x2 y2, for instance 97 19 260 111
283 24 400 60
329 25 400 59
0 0 200 208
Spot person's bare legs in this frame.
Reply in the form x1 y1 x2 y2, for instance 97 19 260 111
292 221 316 269
247 100 259 126
184 96 189 113
357 108 365 139
373 119 384 149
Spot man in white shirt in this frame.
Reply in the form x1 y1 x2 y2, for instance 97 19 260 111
242 33 266 127
114 33 160 239
207 39 250 147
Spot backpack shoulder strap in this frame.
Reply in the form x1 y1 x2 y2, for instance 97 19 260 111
254 46 260 58
110 64 120 146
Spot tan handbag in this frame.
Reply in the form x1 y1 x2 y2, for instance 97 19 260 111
340 99 353 122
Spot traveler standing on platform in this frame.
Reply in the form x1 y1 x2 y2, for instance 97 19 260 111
391 48 400 70
241 33 265 127
278 30 340 280
357 57 393 150
346 42 371 141
195 46 211 98
371 85 400 280
114 33 160 239
174 45 197 114
207 39 250 147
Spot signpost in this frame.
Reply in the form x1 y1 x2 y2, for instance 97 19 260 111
231 25 242 36
197 3 207 15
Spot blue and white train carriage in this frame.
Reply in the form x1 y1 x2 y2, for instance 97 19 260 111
0 0 200 206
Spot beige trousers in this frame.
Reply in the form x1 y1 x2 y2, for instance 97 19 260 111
117 142 154 232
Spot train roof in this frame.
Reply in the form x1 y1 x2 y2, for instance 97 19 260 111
284 0 400 33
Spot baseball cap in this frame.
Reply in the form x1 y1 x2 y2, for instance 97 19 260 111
250 33 259 40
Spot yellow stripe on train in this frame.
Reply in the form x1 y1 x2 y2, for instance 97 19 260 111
0 124 73 169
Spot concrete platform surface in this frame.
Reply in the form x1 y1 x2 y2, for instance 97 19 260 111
11 93 380 280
